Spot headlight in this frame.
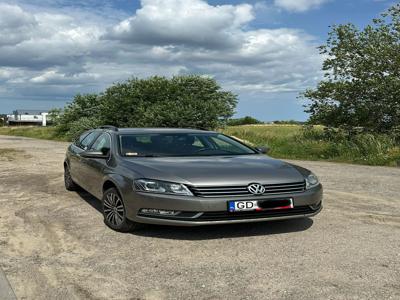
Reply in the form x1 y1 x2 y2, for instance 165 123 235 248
134 179 193 196
305 173 319 189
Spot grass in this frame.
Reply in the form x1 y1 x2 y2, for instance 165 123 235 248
222 125 400 167
222 125 327 160
0 126 68 141
0 125 399 166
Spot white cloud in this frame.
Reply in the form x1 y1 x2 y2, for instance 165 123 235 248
29 70 99 85
105 0 322 93
0 4 104 70
0 4 37 46
108 0 254 49
0 0 323 113
274 0 330 12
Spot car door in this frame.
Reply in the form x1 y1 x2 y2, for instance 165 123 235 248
79 132 112 198
69 131 99 188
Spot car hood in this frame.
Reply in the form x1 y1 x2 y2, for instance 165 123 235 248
121 155 305 186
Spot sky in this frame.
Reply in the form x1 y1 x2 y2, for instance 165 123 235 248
0 0 396 120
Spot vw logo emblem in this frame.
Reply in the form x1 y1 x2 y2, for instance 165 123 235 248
247 183 266 195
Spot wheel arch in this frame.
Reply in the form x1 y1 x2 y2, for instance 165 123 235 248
102 177 124 197
103 180 117 193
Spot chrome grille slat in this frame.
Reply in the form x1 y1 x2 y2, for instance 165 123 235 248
192 191 249 194
192 187 248 191
190 181 306 197
266 183 305 188
196 193 250 196
264 186 304 191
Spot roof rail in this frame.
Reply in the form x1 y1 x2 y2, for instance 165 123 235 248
99 125 118 131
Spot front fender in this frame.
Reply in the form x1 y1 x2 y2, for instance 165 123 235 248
102 173 132 201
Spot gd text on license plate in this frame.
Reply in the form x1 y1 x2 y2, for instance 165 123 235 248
228 200 260 212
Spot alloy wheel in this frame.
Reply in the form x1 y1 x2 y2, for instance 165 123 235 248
103 192 125 227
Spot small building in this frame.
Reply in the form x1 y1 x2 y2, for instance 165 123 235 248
7 110 49 126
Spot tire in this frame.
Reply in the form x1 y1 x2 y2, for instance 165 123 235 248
102 187 138 232
64 164 78 191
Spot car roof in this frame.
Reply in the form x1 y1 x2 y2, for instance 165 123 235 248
107 128 216 134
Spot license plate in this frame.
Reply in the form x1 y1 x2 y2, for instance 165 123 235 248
228 199 294 212
228 200 260 212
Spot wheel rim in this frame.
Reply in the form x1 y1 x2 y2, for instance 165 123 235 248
104 192 125 227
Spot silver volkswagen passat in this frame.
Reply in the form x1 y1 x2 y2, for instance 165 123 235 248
64 126 322 232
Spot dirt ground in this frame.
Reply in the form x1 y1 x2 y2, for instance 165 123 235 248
0 135 399 300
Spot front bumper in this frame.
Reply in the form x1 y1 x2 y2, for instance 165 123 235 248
123 184 323 226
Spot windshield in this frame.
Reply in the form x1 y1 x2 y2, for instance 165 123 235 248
119 133 257 157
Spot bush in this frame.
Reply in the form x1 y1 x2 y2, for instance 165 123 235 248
272 120 304 125
390 125 400 144
301 126 399 165
50 94 102 139
226 116 263 126
54 75 237 139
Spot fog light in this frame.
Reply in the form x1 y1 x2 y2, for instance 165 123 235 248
140 208 180 216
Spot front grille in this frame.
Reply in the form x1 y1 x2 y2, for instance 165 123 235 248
197 206 314 221
190 181 306 197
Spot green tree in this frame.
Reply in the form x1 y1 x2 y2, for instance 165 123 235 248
53 94 102 139
302 4 400 133
99 76 237 129
227 116 263 126
55 75 237 139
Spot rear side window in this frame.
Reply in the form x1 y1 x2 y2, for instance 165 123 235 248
74 131 90 147
80 132 98 150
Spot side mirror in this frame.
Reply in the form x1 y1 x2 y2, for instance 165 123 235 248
81 151 109 159
255 146 269 154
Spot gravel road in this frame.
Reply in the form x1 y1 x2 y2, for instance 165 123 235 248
0 135 399 300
